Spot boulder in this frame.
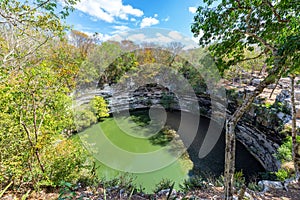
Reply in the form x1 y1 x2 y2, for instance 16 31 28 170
251 78 262 86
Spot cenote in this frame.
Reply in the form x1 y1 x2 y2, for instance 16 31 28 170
79 108 265 193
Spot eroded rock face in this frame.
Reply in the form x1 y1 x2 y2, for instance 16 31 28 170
74 76 300 172
236 123 280 171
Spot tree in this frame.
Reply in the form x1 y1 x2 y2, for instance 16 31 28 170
0 0 93 190
90 96 110 120
0 0 78 68
191 1 300 199
78 41 123 89
69 30 97 57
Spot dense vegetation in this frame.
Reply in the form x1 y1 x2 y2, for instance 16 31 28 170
0 0 299 199
192 0 300 198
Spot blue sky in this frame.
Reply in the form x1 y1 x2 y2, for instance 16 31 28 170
65 0 204 43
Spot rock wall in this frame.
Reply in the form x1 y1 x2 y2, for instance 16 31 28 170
74 76 300 172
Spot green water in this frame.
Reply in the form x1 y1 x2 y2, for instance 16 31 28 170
79 111 193 193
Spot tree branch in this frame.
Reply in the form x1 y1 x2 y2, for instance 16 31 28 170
231 51 264 66
21 122 45 173
229 51 281 125
264 0 290 23
242 31 275 52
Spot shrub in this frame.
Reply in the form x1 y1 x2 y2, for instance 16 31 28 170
149 126 176 146
275 136 300 162
74 109 97 131
247 182 263 191
213 175 224 187
180 176 209 192
90 96 109 120
41 138 89 187
275 168 290 181
234 171 246 190
153 178 174 193
160 92 177 110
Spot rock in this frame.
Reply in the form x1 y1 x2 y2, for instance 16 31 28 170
157 189 176 196
277 112 285 120
251 78 262 86
258 180 285 193
296 105 300 119
295 91 300 101
267 84 276 89
276 112 291 123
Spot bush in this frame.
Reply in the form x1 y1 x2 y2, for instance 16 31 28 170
213 175 224 187
149 126 176 146
90 96 109 120
74 109 97 132
275 169 290 181
160 92 177 110
153 178 174 193
234 171 246 190
275 136 300 162
247 182 263 191
180 176 209 192
41 138 90 188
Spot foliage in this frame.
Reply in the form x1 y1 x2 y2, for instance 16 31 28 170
180 176 209 192
98 52 138 87
247 182 263 192
213 175 224 187
0 57 94 189
275 169 290 181
74 109 97 132
69 30 97 57
149 126 176 146
0 0 98 192
41 139 89 187
80 41 123 88
58 181 76 200
153 178 174 193
90 96 109 120
101 175 137 195
233 171 245 190
192 1 300 198
97 46 207 94
275 136 300 162
160 92 178 110
191 0 300 76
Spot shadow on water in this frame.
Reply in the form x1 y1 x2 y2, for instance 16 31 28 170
130 108 266 180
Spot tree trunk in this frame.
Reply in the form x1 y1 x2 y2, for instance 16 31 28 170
224 51 281 199
224 121 236 199
290 75 299 180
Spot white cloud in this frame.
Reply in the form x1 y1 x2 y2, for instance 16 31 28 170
140 17 159 28
155 33 173 43
112 25 130 32
96 32 113 41
110 34 124 42
130 18 136 22
154 13 158 18
122 5 143 16
163 16 170 22
74 0 144 23
188 6 197 14
144 33 173 44
168 31 183 40
127 33 147 41
90 17 98 22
